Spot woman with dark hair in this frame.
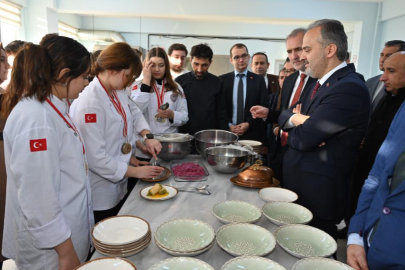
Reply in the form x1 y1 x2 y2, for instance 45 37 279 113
70 42 163 223
0 42 10 270
129 47 188 160
1 37 92 270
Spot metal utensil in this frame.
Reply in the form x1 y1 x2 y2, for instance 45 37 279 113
177 185 211 195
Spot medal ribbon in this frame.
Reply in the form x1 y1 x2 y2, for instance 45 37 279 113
99 78 128 138
152 80 165 109
45 98 85 155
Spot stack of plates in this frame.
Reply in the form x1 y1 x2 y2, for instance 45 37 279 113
92 215 151 257
238 140 262 154
75 257 137 269
155 218 215 256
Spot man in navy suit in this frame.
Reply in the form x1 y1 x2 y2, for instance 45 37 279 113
278 19 370 239
347 51 405 270
219 44 268 142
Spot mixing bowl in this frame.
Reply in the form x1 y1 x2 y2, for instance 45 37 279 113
194 130 238 158
155 133 194 161
205 147 249 173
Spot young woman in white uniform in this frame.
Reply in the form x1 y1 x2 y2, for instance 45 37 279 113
129 47 188 160
1 38 93 270
70 43 163 223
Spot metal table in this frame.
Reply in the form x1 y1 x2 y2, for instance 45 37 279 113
91 155 301 269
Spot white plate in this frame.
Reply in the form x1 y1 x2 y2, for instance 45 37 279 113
238 140 262 146
140 185 178 201
156 239 214 257
149 257 214 270
96 239 151 258
293 257 355 270
75 257 137 270
92 216 149 245
258 187 298 203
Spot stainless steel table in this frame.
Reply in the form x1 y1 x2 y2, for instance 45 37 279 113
91 155 301 269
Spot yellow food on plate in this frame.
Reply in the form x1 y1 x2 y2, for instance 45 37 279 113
147 184 169 198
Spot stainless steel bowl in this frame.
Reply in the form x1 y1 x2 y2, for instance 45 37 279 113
194 130 239 158
155 133 194 161
205 147 249 174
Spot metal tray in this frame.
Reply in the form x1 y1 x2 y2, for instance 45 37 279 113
169 159 209 182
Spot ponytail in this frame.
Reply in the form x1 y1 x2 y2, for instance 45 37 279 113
1 43 52 117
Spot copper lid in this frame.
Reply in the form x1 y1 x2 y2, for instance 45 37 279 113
235 160 275 186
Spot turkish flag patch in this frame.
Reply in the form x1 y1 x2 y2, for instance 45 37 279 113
132 85 138 91
85 114 97 123
30 138 47 152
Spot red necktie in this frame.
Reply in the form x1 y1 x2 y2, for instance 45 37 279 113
310 82 321 100
290 73 307 107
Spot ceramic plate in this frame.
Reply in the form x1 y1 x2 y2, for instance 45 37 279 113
221 256 286 270
95 239 151 258
258 187 298 202
155 218 215 252
140 167 171 182
213 200 262 224
149 257 214 270
216 223 276 257
92 216 149 245
275 224 337 258
293 257 355 270
238 140 262 147
262 202 313 225
140 185 178 201
156 239 214 257
74 257 137 269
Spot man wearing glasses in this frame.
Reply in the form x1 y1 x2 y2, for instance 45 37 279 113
220 43 268 142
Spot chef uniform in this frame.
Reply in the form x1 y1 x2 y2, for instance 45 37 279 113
70 77 150 213
2 96 93 270
129 80 188 159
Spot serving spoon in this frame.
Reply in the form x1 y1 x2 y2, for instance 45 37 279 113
176 185 211 195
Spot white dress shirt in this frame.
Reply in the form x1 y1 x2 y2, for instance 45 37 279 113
2 96 93 269
70 77 150 211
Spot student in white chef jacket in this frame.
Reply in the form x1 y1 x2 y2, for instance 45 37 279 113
1 38 93 270
129 47 189 160
70 43 163 224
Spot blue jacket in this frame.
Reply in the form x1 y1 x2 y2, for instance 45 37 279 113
349 102 405 269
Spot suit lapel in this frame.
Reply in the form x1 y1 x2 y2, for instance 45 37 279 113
281 72 299 110
246 71 253 107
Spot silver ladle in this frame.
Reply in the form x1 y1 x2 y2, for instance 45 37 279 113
176 185 211 195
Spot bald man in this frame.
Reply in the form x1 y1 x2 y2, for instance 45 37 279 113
347 52 405 270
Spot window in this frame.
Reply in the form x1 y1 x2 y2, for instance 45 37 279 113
58 22 78 40
0 0 21 45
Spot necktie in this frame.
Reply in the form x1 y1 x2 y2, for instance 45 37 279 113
369 150 405 243
290 73 307 106
310 82 321 101
237 73 245 124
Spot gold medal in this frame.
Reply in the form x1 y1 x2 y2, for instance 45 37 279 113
155 114 166 123
121 143 132 154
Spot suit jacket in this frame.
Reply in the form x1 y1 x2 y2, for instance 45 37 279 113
366 74 384 105
349 103 405 269
266 74 280 96
220 71 268 141
279 63 370 221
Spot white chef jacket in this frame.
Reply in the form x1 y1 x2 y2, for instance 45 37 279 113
2 96 93 270
128 80 188 158
70 77 150 211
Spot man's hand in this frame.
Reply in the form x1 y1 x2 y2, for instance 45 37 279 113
273 126 279 136
145 139 162 160
237 122 249 135
347 245 369 270
230 125 239 134
250 105 269 119
157 109 174 120
291 105 310 126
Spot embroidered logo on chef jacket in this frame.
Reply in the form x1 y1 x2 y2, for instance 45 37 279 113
132 85 138 91
30 138 47 152
170 93 178 103
85 114 97 123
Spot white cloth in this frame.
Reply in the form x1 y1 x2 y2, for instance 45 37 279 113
128 80 189 159
2 96 93 270
264 75 268 88
170 69 189 80
70 77 150 210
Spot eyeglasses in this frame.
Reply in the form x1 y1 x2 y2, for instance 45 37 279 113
283 68 296 74
232 53 249 61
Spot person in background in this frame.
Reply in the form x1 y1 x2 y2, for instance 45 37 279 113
0 42 11 270
220 43 268 142
251 52 280 96
1 37 93 270
168 43 189 80
70 42 163 224
0 40 25 90
129 47 188 160
176 43 228 152
278 68 287 89
283 57 296 76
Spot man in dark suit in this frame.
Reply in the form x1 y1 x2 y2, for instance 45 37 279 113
250 52 280 95
250 28 317 181
219 43 268 142
366 40 405 114
278 19 370 239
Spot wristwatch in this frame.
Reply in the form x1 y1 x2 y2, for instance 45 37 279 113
141 133 154 144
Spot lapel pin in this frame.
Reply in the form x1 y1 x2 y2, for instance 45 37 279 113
250 77 253 79
326 82 330 87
